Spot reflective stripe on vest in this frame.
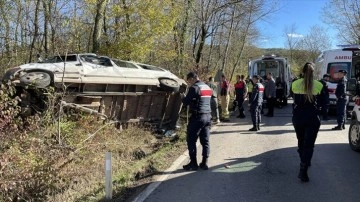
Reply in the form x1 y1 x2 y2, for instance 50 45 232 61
258 83 264 92
198 84 212 98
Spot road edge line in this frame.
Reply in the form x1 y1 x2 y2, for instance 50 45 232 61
132 125 219 202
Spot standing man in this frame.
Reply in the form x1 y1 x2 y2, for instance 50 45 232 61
220 74 230 122
207 77 220 124
319 74 330 121
182 72 212 170
332 70 348 130
234 75 248 118
249 75 264 131
265 72 276 117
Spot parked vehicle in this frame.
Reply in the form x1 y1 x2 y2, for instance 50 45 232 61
340 46 360 151
315 48 355 113
2 54 187 132
349 96 360 151
248 54 292 105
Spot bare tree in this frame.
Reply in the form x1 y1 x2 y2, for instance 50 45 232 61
220 7 235 73
322 0 360 44
297 25 332 62
283 23 301 63
229 0 278 81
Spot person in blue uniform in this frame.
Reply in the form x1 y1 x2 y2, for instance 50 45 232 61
291 62 323 182
182 72 212 170
332 70 348 130
249 75 264 131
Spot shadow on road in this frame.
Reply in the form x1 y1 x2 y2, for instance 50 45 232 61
128 143 360 202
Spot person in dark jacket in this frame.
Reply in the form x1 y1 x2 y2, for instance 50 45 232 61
319 74 330 121
182 72 212 170
249 75 264 131
292 62 323 182
234 74 247 118
275 77 286 108
265 72 276 117
332 70 348 130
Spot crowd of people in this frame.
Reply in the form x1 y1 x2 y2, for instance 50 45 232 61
205 72 287 127
180 64 349 183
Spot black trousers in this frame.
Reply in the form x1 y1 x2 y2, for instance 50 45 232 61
236 97 245 115
292 108 321 166
267 97 276 115
187 114 211 160
250 104 261 126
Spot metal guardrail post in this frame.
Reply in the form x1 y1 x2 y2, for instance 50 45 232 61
105 152 112 200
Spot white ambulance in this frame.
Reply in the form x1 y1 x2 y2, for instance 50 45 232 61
248 54 292 104
315 48 355 112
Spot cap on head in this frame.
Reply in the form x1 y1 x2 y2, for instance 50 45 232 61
186 72 197 80
338 70 347 74
323 74 330 78
252 75 260 80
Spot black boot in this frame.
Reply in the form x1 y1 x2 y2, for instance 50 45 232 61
199 157 209 170
332 125 342 130
257 124 260 131
249 125 258 131
342 124 345 129
298 163 309 182
183 158 198 171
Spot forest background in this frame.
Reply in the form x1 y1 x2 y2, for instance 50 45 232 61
1 0 359 81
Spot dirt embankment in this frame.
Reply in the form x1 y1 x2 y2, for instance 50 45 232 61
0 82 188 202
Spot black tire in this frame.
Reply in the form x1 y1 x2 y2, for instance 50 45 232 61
158 77 180 92
19 71 51 88
349 119 360 152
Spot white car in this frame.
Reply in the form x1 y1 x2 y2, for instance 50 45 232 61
2 54 187 131
349 96 360 151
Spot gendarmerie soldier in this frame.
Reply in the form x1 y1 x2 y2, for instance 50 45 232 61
249 75 264 131
182 72 212 170
332 69 348 130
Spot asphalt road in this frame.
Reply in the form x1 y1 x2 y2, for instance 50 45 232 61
134 100 360 202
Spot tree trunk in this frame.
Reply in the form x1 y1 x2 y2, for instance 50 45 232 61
92 0 107 53
195 24 207 67
173 0 191 74
221 7 235 75
29 0 41 63
0 3 11 61
42 0 50 57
